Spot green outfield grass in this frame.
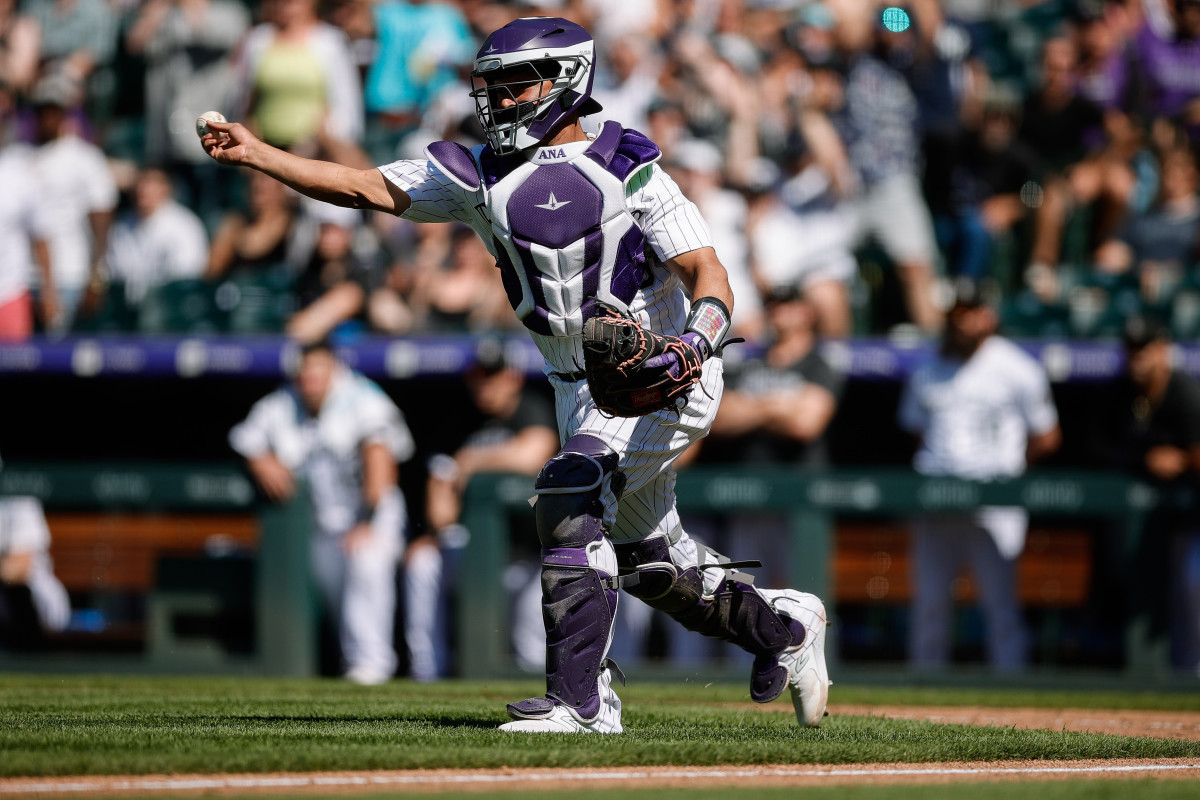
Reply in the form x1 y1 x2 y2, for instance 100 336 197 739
2 676 1199 778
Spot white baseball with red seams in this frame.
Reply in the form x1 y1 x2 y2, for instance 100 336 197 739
195 111 226 138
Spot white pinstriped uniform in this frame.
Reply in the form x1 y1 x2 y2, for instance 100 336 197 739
381 134 721 542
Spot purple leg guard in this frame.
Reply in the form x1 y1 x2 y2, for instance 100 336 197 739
614 535 806 703
507 435 620 722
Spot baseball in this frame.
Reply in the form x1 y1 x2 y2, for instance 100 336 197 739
196 111 227 138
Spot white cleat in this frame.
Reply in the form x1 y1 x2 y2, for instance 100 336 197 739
498 667 623 734
762 589 831 728
498 703 623 734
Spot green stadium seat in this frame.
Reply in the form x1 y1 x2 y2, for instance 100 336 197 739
216 265 296 335
137 280 221 335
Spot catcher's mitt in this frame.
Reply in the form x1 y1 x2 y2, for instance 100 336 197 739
582 307 705 417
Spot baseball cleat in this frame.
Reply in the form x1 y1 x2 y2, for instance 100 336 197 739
498 703 623 734
498 666 623 734
761 589 831 728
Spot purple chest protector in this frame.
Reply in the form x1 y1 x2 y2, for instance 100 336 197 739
429 124 662 338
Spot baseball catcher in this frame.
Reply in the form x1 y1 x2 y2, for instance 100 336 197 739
201 16 830 735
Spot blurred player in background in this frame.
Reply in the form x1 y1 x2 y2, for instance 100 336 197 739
898 280 1061 671
0 454 71 648
229 341 414 684
203 16 830 733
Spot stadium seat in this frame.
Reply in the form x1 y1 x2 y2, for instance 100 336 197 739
138 280 221 335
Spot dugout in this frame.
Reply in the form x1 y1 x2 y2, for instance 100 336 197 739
1 334 1198 682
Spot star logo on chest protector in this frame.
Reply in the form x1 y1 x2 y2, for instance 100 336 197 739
535 192 572 211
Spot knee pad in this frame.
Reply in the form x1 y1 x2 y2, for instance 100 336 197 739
533 435 620 548
613 534 803 658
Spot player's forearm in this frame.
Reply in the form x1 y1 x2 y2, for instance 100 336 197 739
361 442 398 509
668 247 734 312
456 429 558 477
243 142 393 212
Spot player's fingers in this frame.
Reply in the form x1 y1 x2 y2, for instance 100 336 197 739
204 119 235 132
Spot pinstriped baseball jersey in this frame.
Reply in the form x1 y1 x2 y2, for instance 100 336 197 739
379 122 713 375
380 123 721 542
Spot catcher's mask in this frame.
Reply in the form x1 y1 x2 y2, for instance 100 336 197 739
470 16 603 154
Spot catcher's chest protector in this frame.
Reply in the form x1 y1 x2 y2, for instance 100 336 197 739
436 124 662 338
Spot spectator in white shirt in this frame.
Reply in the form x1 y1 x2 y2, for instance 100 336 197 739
898 279 1062 671
0 88 55 340
29 74 116 332
104 167 208 307
229 341 414 684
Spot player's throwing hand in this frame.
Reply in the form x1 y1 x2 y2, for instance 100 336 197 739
199 119 258 167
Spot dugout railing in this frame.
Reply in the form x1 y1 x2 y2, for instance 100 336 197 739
1 463 1192 683
459 467 1195 684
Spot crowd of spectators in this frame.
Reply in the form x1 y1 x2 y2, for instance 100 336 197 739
0 0 1198 343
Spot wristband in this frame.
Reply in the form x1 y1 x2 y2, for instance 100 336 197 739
684 297 732 359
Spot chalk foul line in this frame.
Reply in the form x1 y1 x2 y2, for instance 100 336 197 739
4 763 1200 794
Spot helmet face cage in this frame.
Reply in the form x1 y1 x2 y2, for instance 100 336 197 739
472 52 595 154
469 18 600 154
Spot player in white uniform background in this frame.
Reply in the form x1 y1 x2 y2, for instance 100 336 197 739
204 16 829 733
230 342 414 685
898 281 1061 671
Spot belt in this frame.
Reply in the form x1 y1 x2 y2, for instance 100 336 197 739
551 370 586 382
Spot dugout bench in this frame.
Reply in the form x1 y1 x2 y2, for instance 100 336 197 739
0 463 317 676
459 467 1192 683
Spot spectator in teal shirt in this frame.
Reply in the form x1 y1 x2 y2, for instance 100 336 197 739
363 0 474 161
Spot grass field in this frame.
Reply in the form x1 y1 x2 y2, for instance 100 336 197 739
2 675 1200 780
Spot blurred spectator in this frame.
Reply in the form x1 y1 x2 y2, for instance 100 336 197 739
287 202 381 343
747 133 856 338
825 0 942 332
898 280 1061 671
205 170 300 281
0 93 54 340
591 33 662 136
1131 0 1200 144
124 0 249 224
1094 143 1200 304
228 0 363 150
1104 317 1200 671
324 0 375 84
706 284 843 589
406 338 558 679
29 73 115 333
229 340 415 684
24 0 116 85
406 223 513 333
362 0 474 163
1073 0 1135 113
0 494 71 647
0 0 40 93
664 139 762 340
104 166 208 307
923 84 1036 280
1021 35 1133 298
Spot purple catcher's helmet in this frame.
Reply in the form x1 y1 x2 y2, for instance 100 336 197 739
470 17 603 154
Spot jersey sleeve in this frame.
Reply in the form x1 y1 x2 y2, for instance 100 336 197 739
355 379 416 464
627 164 714 261
228 392 285 459
1016 356 1059 436
378 159 477 224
